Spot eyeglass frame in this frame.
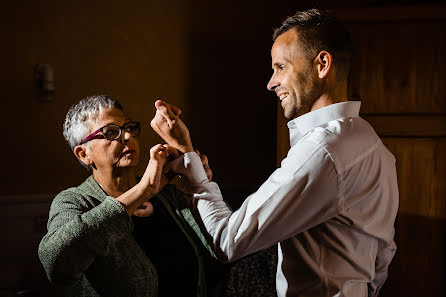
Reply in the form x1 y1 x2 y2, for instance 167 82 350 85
79 121 141 145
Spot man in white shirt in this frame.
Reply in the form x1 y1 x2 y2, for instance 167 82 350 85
151 8 399 297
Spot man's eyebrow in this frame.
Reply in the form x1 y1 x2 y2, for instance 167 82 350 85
273 57 292 67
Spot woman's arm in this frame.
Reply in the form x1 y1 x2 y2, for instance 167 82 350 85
117 144 169 216
38 192 132 285
39 144 169 284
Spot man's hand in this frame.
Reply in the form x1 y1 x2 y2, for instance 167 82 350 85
133 202 154 217
196 149 213 181
150 100 194 153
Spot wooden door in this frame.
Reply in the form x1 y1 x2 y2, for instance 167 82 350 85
276 4 446 296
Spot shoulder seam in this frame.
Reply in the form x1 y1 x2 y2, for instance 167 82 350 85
302 139 343 213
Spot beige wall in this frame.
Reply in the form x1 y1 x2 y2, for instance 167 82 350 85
0 0 188 195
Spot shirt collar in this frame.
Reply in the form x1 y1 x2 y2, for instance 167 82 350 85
288 101 361 146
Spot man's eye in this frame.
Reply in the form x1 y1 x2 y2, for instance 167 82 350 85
279 65 285 72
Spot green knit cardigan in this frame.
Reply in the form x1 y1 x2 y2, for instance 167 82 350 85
38 175 217 297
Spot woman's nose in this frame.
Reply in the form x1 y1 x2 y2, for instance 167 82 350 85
120 131 131 143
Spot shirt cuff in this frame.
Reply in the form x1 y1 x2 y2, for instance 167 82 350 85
167 152 208 184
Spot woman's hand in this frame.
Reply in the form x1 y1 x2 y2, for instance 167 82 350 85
117 144 169 217
141 144 170 195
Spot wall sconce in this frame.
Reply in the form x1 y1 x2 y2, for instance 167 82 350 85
34 64 55 101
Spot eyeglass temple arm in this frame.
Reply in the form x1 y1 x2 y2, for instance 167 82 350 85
80 128 102 145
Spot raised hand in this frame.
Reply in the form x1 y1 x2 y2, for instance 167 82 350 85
140 144 170 195
150 100 194 153
124 144 169 218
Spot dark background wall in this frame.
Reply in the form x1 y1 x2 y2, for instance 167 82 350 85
0 0 444 296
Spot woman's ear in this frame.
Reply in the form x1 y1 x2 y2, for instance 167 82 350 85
74 145 90 168
315 50 333 79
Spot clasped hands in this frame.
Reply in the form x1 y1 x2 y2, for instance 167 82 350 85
136 100 212 216
151 99 212 179
122 100 211 218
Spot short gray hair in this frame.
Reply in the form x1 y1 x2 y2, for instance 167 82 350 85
63 95 123 151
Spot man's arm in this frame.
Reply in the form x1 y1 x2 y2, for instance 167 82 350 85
151 100 341 262
168 146 340 262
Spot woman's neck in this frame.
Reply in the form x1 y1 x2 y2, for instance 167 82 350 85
93 167 138 197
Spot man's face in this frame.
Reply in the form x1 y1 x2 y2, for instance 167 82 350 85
267 29 321 120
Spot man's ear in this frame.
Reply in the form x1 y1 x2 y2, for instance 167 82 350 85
74 145 90 167
315 51 333 79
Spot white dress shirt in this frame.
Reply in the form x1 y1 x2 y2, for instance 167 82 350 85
169 101 399 297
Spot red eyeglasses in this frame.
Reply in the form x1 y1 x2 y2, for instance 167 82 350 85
79 121 141 145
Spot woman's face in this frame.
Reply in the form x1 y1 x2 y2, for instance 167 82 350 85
85 108 140 171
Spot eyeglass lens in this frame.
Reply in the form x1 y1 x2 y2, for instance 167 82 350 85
102 122 140 140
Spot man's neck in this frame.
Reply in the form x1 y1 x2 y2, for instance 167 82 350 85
310 94 347 112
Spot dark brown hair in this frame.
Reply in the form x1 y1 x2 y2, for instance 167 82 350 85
273 9 353 80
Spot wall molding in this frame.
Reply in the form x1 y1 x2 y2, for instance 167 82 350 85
331 3 446 22
362 115 446 137
0 194 55 205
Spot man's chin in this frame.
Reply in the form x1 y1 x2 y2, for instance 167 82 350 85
283 107 298 120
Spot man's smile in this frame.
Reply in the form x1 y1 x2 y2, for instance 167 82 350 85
279 93 289 101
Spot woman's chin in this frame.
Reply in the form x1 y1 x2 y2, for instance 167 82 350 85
118 155 140 167
116 159 139 170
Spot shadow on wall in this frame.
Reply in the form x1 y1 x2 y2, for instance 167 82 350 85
381 213 446 297
184 32 277 209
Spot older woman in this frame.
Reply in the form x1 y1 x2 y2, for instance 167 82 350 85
38 95 221 297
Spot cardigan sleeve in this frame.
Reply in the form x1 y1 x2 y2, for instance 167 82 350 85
38 189 133 285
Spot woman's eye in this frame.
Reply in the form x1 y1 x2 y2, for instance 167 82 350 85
126 125 136 132
104 128 119 139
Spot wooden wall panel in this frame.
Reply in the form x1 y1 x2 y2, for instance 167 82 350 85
349 21 446 114
381 138 445 296
383 138 446 219
363 115 446 137
276 105 289 167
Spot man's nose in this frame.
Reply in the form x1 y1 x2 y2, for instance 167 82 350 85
267 75 279 91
